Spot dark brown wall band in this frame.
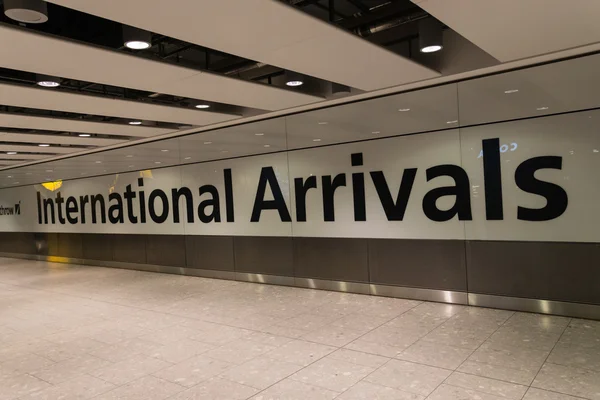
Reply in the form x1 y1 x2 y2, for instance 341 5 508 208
0 232 599 307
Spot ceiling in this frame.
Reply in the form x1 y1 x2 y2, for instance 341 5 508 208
0 0 599 183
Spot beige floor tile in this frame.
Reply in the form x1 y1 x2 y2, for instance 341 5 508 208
364 359 451 396
0 353 55 375
93 375 184 400
445 372 528 399
532 362 600 399
30 353 112 384
427 384 508 400
344 338 407 358
523 387 584 400
143 338 215 363
290 356 374 392
203 339 275 364
244 332 294 347
152 354 234 387
330 313 391 334
89 353 172 385
249 378 338 400
0 372 51 400
220 355 302 389
458 360 539 386
336 381 424 400
169 377 258 400
397 340 473 369
18 374 115 400
265 339 336 366
328 348 390 368
300 324 364 347
547 341 600 371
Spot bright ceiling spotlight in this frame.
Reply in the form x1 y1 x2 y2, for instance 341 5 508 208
285 71 304 87
195 104 210 109
36 74 61 88
78 133 91 137
504 89 519 94
128 121 142 125
419 18 443 53
38 144 50 147
398 108 410 112
6 151 17 155
3 0 48 24
123 25 151 50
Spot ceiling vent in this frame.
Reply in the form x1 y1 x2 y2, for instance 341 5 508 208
3 0 48 24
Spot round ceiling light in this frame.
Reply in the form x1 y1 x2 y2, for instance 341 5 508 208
36 74 61 88
419 18 443 53
3 0 48 24
286 80 303 87
123 25 151 50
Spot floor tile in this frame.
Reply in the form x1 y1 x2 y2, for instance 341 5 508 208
220 355 302 390
532 362 600 399
458 360 539 386
89 353 172 385
264 339 336 366
523 387 585 400
364 359 451 396
397 340 473 369
249 378 338 400
169 377 258 400
336 381 424 400
427 384 508 400
290 356 375 392
30 353 112 384
327 348 390 368
300 324 363 347
345 338 408 358
547 341 600 371
93 375 184 400
0 372 52 400
445 371 528 399
203 339 275 364
152 354 234 387
143 338 215 363
18 374 115 400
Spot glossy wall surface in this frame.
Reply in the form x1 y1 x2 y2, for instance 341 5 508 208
1 54 600 318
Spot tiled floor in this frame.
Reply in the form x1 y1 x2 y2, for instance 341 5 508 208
0 258 599 399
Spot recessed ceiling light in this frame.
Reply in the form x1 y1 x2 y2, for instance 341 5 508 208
38 144 50 147
154 161 161 164
313 138 322 142
371 131 380 134
126 155 133 158
263 144 271 148
318 121 328 125
7 176 12 178
46 169 53 172
446 120 458 124
95 161 102 164
504 89 519 94
123 26 151 50
398 108 410 112
594 149 599 153
420 45 442 53
78 134 91 137
255 133 265 136
36 74 61 88
128 121 142 125
7 151 17 155
195 104 210 109
184 157 191 160
204 141 212 145
286 80 303 87
536 106 549 111
161 149 169 152
125 40 151 50
26 173 31 175
221 150 229 153
14 182 19 184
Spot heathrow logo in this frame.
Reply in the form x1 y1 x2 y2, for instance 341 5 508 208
0 201 21 216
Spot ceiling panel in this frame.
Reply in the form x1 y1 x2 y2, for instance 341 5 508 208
0 144 78 154
413 0 600 62
0 83 239 126
0 24 323 111
0 132 125 146
45 0 440 91
0 153 50 160
0 113 173 137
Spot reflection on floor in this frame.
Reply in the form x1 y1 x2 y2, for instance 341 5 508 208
0 258 598 399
